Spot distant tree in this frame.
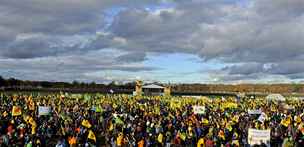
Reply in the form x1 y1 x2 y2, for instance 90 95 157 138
80 82 86 88
89 82 97 88
0 76 5 87
108 81 116 87
292 84 302 93
72 80 80 88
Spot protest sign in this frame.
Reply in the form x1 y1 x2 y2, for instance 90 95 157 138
38 106 51 116
248 129 271 146
258 112 267 122
248 109 262 115
193 106 206 114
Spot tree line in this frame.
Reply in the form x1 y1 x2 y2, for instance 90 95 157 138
0 76 135 93
1 76 304 94
171 83 304 94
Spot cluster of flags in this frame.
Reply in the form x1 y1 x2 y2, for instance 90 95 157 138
2 93 304 146
81 119 96 142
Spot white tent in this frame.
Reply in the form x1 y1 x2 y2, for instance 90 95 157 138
142 84 164 96
142 84 164 89
266 94 286 101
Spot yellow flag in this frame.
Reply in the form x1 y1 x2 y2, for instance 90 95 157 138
116 133 123 146
232 115 239 123
202 118 209 125
28 116 37 135
31 126 36 135
2 111 8 117
197 138 204 147
81 120 92 128
29 99 35 111
12 106 22 116
179 132 186 141
232 140 239 146
226 123 233 132
28 116 36 126
61 126 66 136
158 133 163 143
295 116 302 124
281 118 290 127
88 130 96 142
109 122 114 131
12 95 18 101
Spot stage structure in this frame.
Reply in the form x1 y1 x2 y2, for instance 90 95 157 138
134 81 171 96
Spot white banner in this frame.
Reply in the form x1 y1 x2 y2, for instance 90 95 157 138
248 109 262 115
193 106 205 114
38 106 51 116
248 129 270 146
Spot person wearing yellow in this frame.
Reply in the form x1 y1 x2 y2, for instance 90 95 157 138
197 137 204 147
158 133 163 144
116 133 124 146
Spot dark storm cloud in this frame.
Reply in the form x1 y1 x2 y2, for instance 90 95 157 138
223 63 264 75
222 61 304 80
108 2 226 54
267 61 304 75
0 0 171 58
0 0 304 82
0 0 178 36
106 0 304 65
1 34 59 59
0 50 159 83
0 0 107 59
216 74 263 83
0 52 157 72
0 0 105 35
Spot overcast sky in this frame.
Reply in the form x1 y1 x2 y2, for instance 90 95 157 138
0 0 304 84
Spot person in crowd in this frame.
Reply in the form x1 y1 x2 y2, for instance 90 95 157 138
0 93 303 147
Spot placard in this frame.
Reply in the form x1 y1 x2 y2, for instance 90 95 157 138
248 109 262 115
193 106 206 114
248 129 270 146
38 106 51 116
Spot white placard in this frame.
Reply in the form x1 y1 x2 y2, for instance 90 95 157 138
38 106 51 116
193 106 206 114
248 109 262 115
248 129 271 146
258 112 267 122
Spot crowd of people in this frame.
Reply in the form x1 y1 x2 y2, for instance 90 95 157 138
0 92 304 147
